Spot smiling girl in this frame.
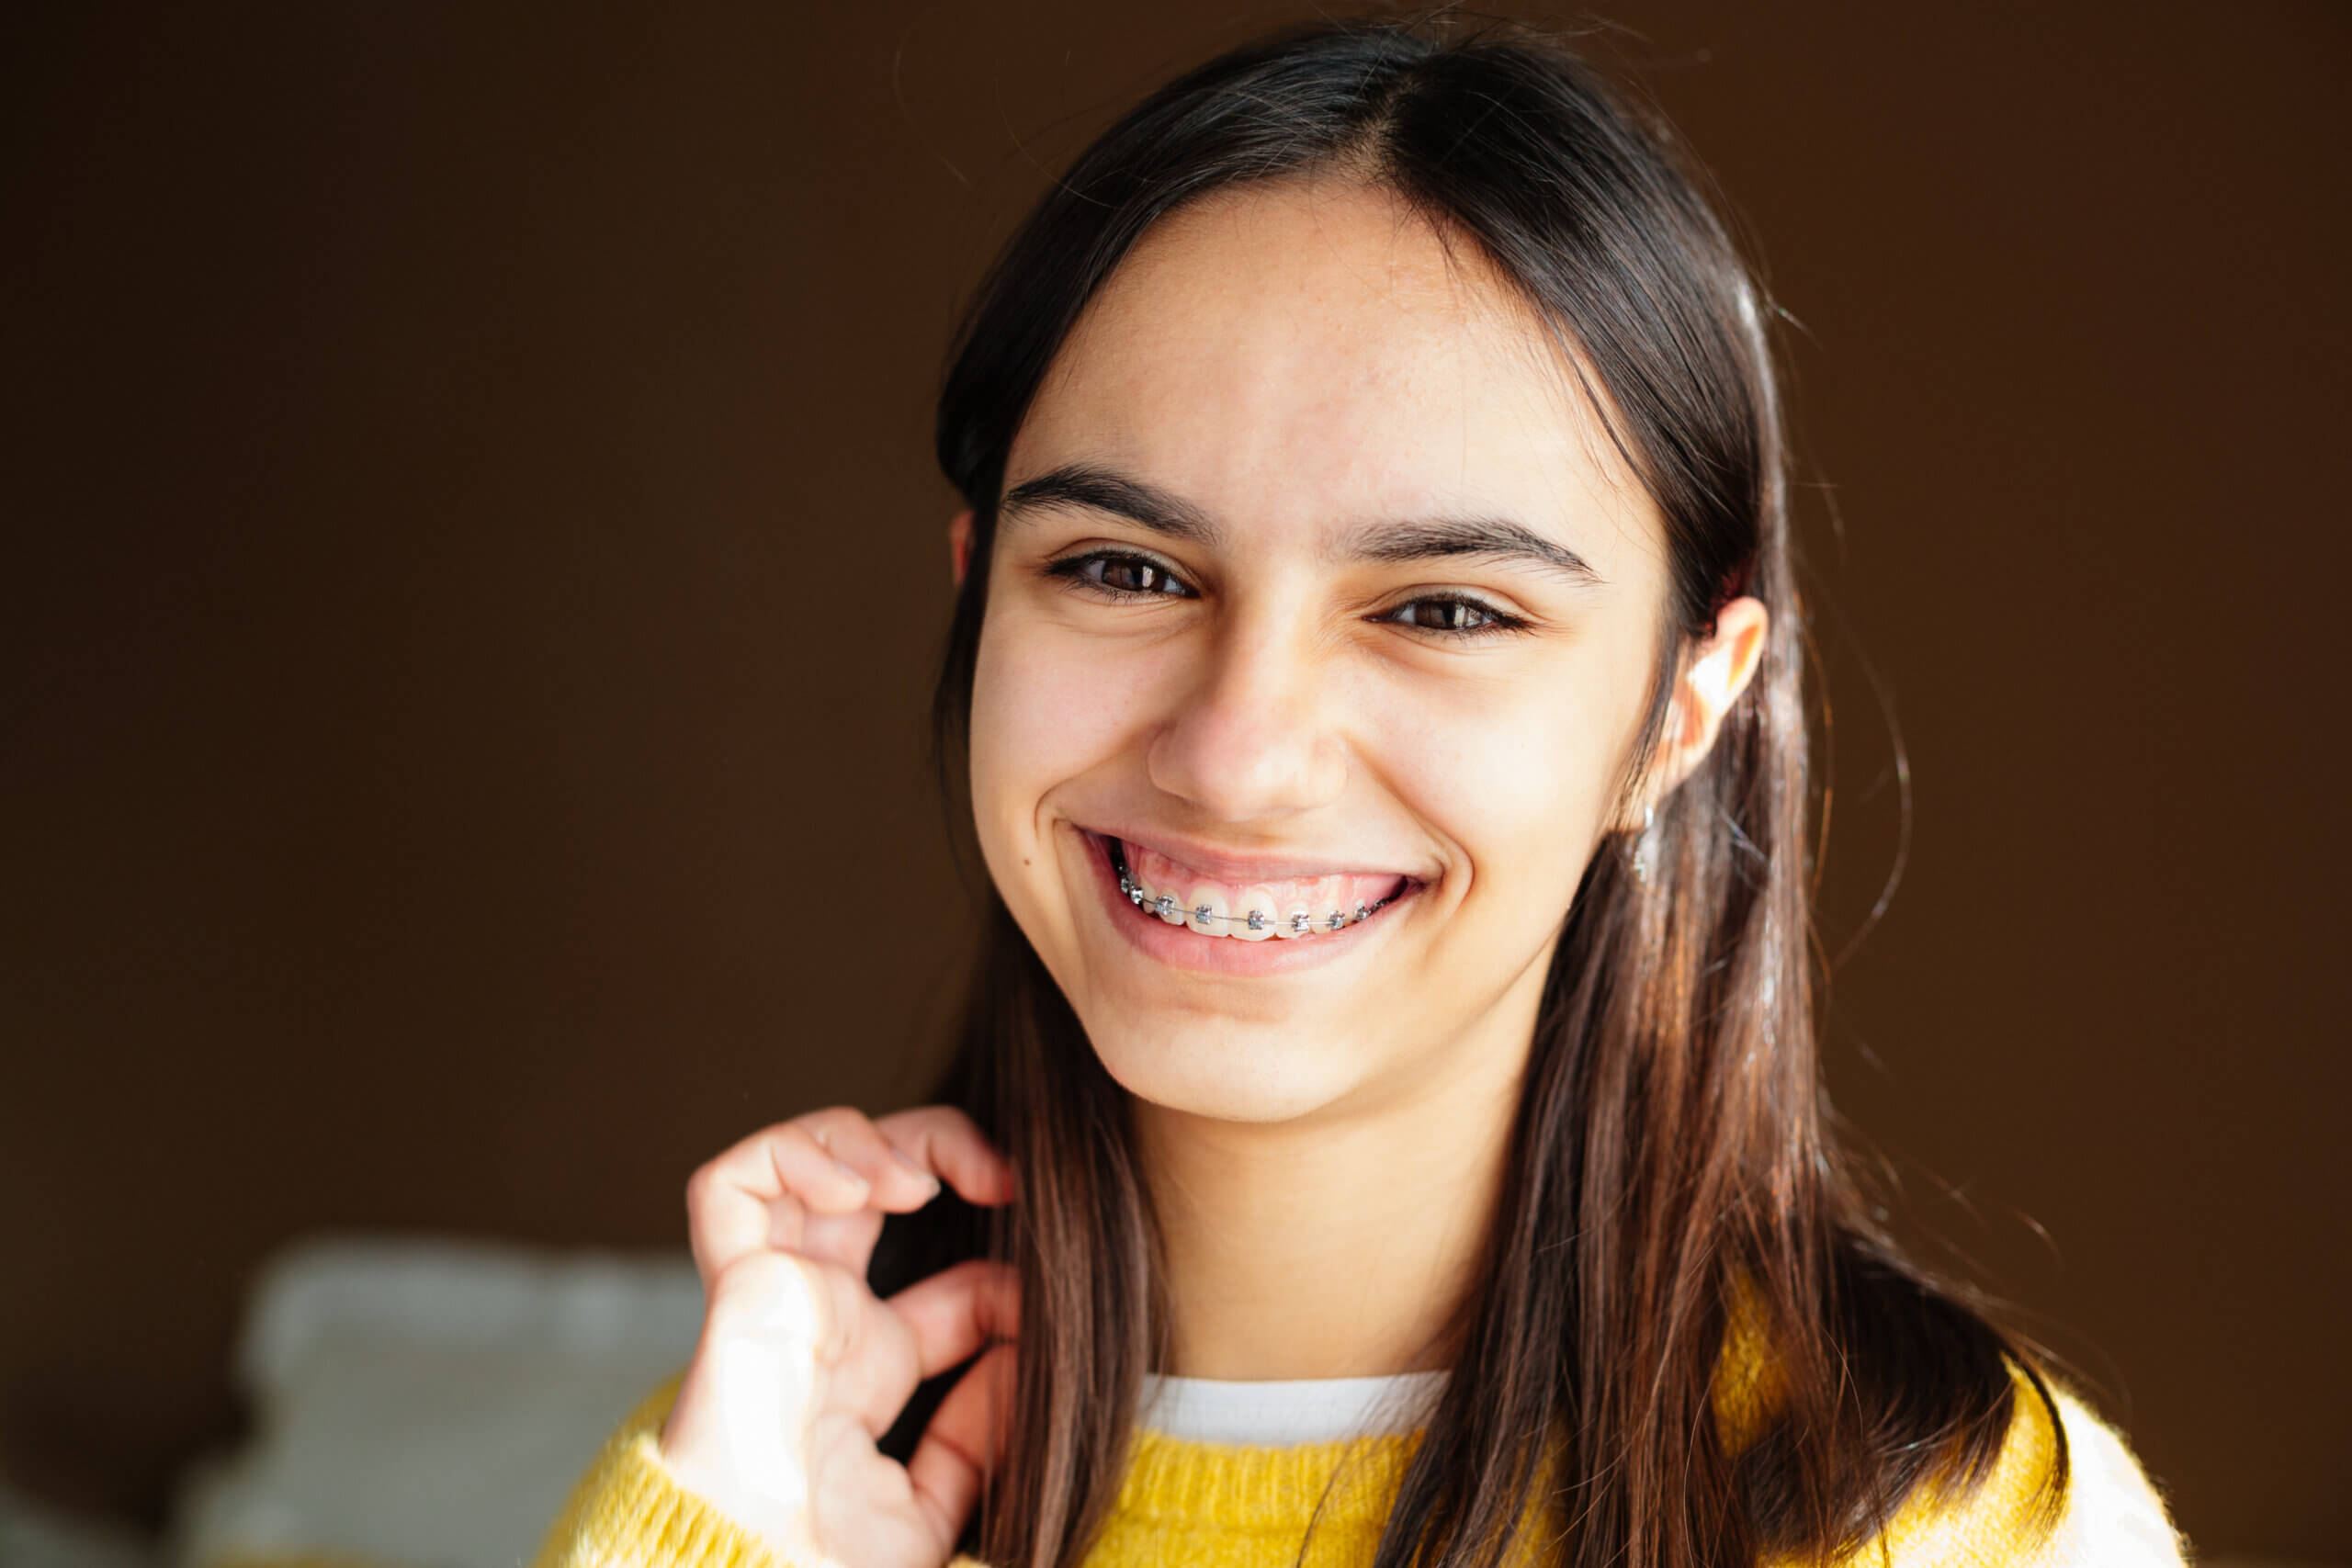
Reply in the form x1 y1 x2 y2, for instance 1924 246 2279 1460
537 17 2182 1568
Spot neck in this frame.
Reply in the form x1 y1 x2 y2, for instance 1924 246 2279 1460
1131 1007 1532 1382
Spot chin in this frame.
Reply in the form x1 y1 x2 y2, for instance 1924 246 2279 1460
1077 1005 1370 1125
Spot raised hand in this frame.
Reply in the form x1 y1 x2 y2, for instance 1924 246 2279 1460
658 1105 1019 1568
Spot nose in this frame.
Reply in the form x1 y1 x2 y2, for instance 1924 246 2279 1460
1146 615 1349 822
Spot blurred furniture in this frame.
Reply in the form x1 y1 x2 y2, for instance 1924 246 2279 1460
36 1235 702 1568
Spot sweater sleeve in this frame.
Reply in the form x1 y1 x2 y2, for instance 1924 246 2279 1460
2029 1385 2188 1567
1824 1365 2188 1566
529 1371 992 1568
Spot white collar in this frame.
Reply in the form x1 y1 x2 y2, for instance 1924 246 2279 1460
1136 1369 1450 1445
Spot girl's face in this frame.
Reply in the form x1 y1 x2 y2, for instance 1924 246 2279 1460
968 180 1707 1125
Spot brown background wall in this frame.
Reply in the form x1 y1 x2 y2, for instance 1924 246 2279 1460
5 2 2345 1557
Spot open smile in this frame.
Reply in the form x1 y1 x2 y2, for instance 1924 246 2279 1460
1077 829 1422 975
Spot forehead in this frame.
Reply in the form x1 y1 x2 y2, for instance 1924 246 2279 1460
1009 177 1663 581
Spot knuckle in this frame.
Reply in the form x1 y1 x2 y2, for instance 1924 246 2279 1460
885 1101 973 1146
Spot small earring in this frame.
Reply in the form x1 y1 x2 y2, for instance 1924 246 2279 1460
1631 803 1657 886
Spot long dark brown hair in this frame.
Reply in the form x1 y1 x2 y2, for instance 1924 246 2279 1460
869 16 2067 1567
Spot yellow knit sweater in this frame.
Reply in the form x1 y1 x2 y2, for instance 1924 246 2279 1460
530 1361 2186 1568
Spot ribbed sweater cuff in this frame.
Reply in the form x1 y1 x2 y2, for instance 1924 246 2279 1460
537 1418 992 1568
545 1428 788 1568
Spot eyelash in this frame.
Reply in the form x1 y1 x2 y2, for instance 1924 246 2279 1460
1042 548 1533 639
1046 549 1197 602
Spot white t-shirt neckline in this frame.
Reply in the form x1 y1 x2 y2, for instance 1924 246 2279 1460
1136 1369 1451 1445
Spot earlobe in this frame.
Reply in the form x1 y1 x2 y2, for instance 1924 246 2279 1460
948 510 974 589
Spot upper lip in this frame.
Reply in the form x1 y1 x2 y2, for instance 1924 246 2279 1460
1087 825 1424 886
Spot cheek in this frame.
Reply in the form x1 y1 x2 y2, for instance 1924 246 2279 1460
967 610 1165 849
1363 656 1637 900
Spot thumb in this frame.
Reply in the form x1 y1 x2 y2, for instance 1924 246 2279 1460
903 1340 1018 1548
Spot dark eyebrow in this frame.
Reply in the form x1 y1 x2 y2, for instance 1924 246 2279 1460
1347 517 1605 587
1000 462 1601 587
999 464 1224 547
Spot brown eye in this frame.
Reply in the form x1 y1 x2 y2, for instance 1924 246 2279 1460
1048 550 1197 599
1389 596 1501 633
1098 558 1181 594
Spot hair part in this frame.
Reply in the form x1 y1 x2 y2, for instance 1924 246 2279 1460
887 16 2065 1567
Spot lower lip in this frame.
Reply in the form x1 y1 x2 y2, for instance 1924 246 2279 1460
1077 829 1416 977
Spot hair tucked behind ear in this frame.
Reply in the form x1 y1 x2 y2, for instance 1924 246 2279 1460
872 16 2067 1567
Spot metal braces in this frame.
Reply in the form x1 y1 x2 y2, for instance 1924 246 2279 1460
1116 870 1396 934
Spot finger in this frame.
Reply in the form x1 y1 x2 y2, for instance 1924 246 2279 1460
886 1258 1021 1380
794 1106 948 1210
872 1105 1019 1208
818 1259 1019 1461
686 1114 874 1285
687 1179 806 1291
905 1339 1018 1549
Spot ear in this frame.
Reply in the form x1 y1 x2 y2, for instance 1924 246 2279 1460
1647 594 1770 807
948 509 974 589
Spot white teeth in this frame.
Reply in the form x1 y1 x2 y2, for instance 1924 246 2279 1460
1185 886 1229 938
1118 840 1397 937
1119 848 1186 925
1232 886 1277 942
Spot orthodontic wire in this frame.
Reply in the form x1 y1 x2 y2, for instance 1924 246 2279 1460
1115 868 1398 934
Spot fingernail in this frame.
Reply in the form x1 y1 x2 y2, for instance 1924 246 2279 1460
830 1157 869 1189
889 1148 935 1186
